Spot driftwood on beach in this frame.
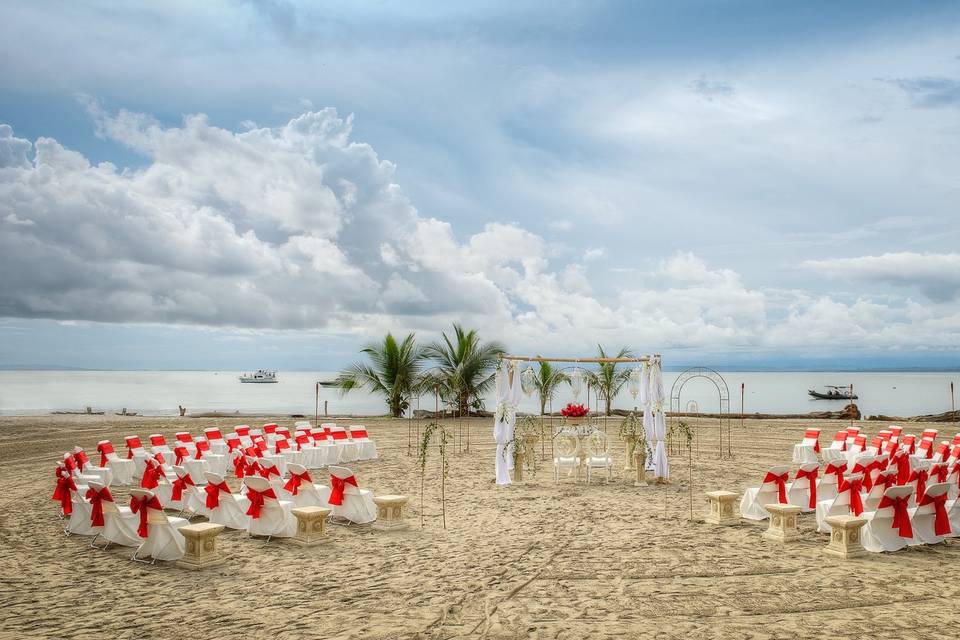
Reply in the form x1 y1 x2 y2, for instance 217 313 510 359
868 410 960 423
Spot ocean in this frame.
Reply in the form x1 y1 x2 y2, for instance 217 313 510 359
0 370 957 418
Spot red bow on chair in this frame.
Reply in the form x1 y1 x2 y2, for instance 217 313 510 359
275 440 290 454
171 474 195 501
873 471 897 494
195 441 210 460
129 494 162 538
85 486 113 526
328 474 358 506
153 451 166 465
141 458 166 490
919 492 951 536
877 494 913 538
245 486 277 518
232 455 246 478
73 450 89 472
930 464 948 484
204 482 231 509
295 435 310 451
97 442 114 467
825 462 846 486
174 447 189 466
284 470 311 495
839 477 864 516
893 451 911 486
126 437 142 459
259 464 280 479
52 472 78 515
909 469 928 503
795 467 819 509
245 460 262 477
851 462 873 491
762 471 789 504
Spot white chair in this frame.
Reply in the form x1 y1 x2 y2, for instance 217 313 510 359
946 463 960 501
327 466 377 524
129 489 189 563
235 425 253 448
907 464 931 508
63 452 99 489
148 434 172 460
65 483 97 536
350 425 379 460
815 474 865 533
166 466 204 516
282 463 332 508
860 485 916 553
73 446 113 487
52 465 78 517
311 428 338 467
739 465 790 521
821 431 847 463
862 470 897 512
329 426 359 463
256 458 286 494
911 482 952 545
174 432 197 454
125 435 149 478
79 484 111 541
816 461 846 504
194 437 227 476
845 436 867 465
791 429 820 464
243 476 296 540
584 431 613 484
88 481 142 550
204 427 228 455
96 440 134 485
203 472 251 530
553 432 581 483
786 463 819 512
293 432 321 469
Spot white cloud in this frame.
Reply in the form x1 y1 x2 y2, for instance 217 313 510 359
583 247 605 261
802 252 960 301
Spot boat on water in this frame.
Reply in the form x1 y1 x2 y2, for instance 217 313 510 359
239 369 278 383
808 385 857 400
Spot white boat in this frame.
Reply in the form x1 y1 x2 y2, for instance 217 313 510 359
239 369 278 383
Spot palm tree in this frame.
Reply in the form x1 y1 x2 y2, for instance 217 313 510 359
587 344 635 415
335 333 424 418
421 323 506 416
533 359 569 415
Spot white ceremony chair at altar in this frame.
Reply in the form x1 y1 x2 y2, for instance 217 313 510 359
816 461 846 504
204 427 227 455
125 435 149 478
553 432 581 483
96 440 134 485
327 466 377 524
739 465 790 521
329 426 359 463
792 429 821 464
910 482 952 545
786 463 819 513
821 431 847 463
584 431 614 484
282 464 332 508
203 472 251 530
174 432 196 455
88 481 142 550
243 476 297 540
860 485 916 553
129 489 188 564
815 474 865 533
350 425 378 460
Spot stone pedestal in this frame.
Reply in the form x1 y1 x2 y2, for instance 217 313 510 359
290 506 331 546
823 515 867 559
623 436 638 470
633 450 648 486
373 495 410 531
176 522 225 570
704 490 739 525
762 504 801 543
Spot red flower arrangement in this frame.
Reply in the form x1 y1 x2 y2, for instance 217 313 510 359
561 403 589 418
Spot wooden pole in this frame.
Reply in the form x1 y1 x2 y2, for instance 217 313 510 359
315 382 319 428
740 383 745 429
503 355 653 363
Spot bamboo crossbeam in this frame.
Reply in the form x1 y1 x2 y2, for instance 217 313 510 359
507 356 649 363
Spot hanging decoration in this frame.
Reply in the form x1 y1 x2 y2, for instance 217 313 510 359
628 365 642 399
520 365 537 397
569 366 584 401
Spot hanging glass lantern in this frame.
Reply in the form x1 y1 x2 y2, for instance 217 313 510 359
520 365 536 397
569 367 583 401
628 365 642 399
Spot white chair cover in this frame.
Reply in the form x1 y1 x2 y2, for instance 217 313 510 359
327 466 377 524
91 481 142 548
282 464 332 508
910 482 951 545
203 472 251 530
349 425 379 460
860 485 916 553
786 462 820 512
243 476 296 539
97 440 135 485
815 474 864 533
130 489 188 562
740 465 790 521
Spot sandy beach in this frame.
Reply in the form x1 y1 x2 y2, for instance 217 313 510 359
0 414 957 639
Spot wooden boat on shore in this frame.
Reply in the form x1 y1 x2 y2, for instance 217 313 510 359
808 385 857 400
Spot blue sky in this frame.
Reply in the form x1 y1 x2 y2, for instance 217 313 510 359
2 1 960 370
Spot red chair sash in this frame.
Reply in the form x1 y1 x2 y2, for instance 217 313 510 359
227 437 242 451
73 450 89 472
245 460 262 477
295 435 310 451
174 447 189 466
851 463 873 491
153 451 166 465
264 424 277 434
236 426 250 436
149 435 166 446
171 474 195 501
909 469 928 503
175 433 192 443
207 429 223 441
919 492 951 536
63 455 77 473
204 482 231 509
85 486 112 526
97 442 115 467
839 477 864 516
878 494 913 538
129 494 162 538
331 430 348 441
245 486 277 518
232 455 246 478
52 474 78 514
825 462 846 485
795 467 818 509
126 437 142 458
351 429 369 440
873 471 896 494
259 464 280 479
328 474 358 505
930 464 949 484
284 471 311 495
894 452 912 485
275 440 290 454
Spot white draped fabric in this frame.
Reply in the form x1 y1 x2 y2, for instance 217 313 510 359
493 360 521 486
648 357 669 479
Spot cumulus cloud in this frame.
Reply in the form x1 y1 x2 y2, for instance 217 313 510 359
887 76 960 108
802 252 960 301
2 107 960 353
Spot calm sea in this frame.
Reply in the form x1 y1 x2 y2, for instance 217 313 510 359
0 370 957 418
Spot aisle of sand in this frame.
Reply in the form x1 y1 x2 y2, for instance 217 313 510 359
1 414 958 639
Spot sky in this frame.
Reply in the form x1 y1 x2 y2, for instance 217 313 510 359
1 0 960 371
